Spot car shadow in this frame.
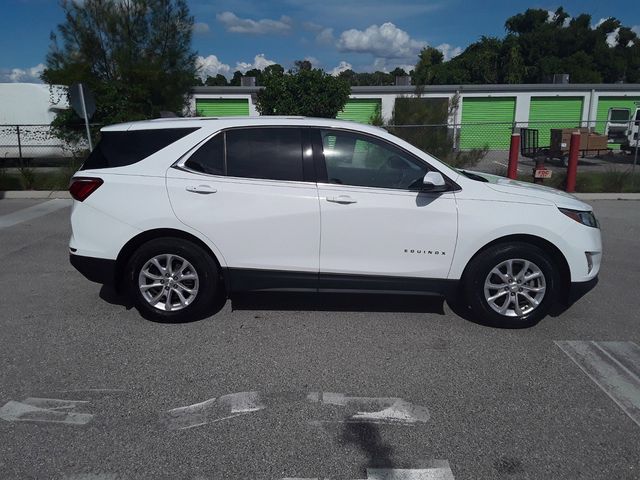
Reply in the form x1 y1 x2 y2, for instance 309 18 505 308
231 291 446 314
340 422 395 471
98 284 228 323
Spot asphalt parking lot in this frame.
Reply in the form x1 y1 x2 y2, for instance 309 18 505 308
1 198 639 480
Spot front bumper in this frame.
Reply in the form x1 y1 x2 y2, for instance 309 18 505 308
70 253 116 285
568 276 599 305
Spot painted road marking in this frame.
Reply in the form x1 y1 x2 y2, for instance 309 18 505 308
164 391 430 430
0 397 93 425
307 392 430 425
163 391 266 430
282 461 454 480
63 475 120 480
555 341 640 427
0 199 71 229
368 461 455 480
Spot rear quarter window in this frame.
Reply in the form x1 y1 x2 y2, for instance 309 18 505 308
81 128 199 170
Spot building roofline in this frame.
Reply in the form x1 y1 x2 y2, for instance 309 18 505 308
192 83 640 95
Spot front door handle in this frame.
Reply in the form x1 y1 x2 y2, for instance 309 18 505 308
326 195 357 204
185 185 217 194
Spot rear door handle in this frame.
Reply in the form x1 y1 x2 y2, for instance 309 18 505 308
326 195 357 204
185 185 217 194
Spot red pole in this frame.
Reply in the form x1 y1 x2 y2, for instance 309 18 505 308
566 132 580 193
507 133 520 180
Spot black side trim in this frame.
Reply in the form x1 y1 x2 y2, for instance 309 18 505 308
227 268 457 297
70 254 116 285
228 268 318 293
319 272 457 296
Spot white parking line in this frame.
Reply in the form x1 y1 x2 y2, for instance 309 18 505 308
0 199 71 229
163 391 430 430
0 398 93 425
555 341 640 427
307 392 430 425
282 461 455 480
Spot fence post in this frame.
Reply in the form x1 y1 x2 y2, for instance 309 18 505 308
507 133 520 179
16 125 23 166
566 132 580 193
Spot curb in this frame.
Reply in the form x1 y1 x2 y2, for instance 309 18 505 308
574 193 640 200
0 191 72 199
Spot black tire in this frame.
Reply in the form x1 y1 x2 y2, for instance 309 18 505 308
462 242 560 328
126 237 222 323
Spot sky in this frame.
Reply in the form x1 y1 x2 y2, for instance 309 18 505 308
0 0 638 82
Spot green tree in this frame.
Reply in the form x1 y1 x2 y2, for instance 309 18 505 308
43 0 197 138
204 74 228 86
256 64 350 118
413 46 444 85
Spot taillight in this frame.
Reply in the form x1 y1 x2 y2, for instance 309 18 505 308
69 177 103 201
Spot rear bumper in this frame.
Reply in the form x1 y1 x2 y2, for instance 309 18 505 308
70 253 116 285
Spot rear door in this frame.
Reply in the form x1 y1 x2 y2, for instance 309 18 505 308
312 128 458 284
166 127 320 284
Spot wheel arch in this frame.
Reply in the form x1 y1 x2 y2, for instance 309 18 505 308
115 228 228 291
460 234 571 294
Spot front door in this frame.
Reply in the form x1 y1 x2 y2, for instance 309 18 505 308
313 128 458 284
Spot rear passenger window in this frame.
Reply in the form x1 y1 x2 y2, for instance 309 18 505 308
184 134 224 175
226 128 303 182
81 128 198 170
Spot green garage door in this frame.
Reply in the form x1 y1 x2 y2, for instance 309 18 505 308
595 96 640 149
528 97 584 147
459 97 516 150
196 98 250 117
337 99 381 124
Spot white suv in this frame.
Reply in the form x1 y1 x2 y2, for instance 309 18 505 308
69 117 601 327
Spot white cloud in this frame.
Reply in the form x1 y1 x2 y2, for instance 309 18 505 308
196 55 231 79
632 25 640 35
304 56 321 67
546 10 555 23
193 22 210 34
594 17 609 29
546 10 571 27
316 27 335 45
235 54 276 73
606 28 620 47
436 43 462 61
0 63 45 83
303 21 323 32
336 22 426 59
216 11 292 35
330 61 352 76
366 58 413 73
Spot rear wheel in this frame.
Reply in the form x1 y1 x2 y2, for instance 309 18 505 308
126 238 221 322
462 242 559 328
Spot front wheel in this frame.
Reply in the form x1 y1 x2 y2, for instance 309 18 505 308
462 242 560 328
126 238 222 322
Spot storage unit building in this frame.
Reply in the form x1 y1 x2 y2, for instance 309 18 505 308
195 98 250 117
528 96 584 147
459 97 516 150
336 98 382 124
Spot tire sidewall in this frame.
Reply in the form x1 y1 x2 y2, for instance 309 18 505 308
464 243 559 328
127 238 219 323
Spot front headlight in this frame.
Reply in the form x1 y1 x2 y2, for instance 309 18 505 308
559 208 599 228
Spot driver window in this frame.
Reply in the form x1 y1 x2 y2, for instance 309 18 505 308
320 130 429 190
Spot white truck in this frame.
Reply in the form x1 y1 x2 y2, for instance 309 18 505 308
0 83 69 160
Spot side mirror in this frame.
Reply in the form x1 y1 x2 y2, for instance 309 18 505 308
422 171 448 192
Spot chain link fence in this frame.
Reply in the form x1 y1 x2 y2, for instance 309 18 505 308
0 124 90 167
386 119 640 175
1 118 638 190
